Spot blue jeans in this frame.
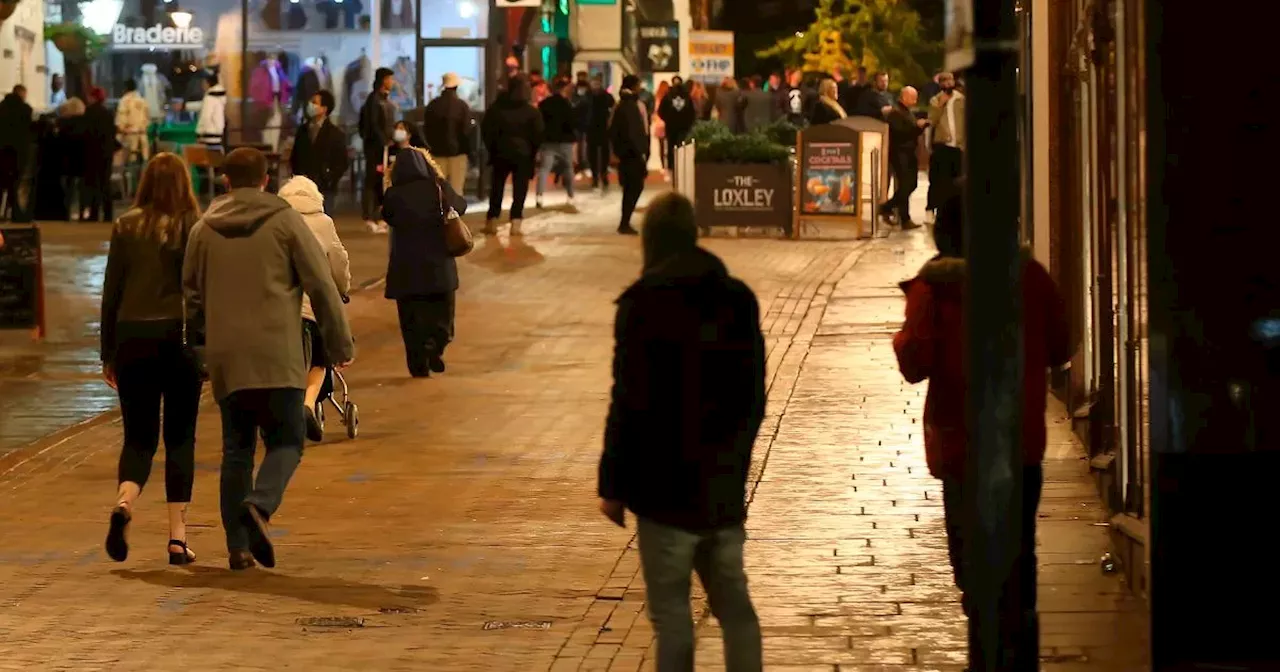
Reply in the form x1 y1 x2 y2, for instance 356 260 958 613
536 142 576 198
218 388 305 552
637 517 762 672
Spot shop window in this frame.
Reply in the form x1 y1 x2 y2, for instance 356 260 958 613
421 46 484 110
421 0 487 39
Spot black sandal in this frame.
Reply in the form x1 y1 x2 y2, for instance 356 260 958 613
105 506 131 562
168 539 197 566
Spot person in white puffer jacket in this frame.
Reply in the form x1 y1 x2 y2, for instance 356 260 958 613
196 73 227 148
279 176 352 441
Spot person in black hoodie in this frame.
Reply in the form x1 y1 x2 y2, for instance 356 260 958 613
777 69 809 126
358 67 397 232
0 85 34 220
421 72 474 194
585 75 615 193
81 87 120 223
289 89 348 214
536 76 577 209
597 192 765 672
610 75 649 236
657 76 694 175
571 71 591 178
480 74 544 236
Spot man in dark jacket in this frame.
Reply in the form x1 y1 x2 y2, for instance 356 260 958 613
777 69 809 126
571 71 591 178
421 72 474 193
879 86 928 228
81 87 119 223
585 75 615 193
536 76 578 209
480 75 544 235
0 85 34 220
183 147 355 570
855 71 895 119
739 76 776 131
610 75 649 235
359 67 397 231
598 192 765 672
289 89 348 214
657 76 695 174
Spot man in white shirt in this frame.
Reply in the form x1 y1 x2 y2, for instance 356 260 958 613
927 72 966 221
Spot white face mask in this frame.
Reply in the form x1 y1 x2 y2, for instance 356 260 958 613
393 128 409 144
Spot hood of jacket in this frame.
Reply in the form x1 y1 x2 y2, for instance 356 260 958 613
391 148 432 186
279 176 325 215
201 188 292 239
624 247 730 299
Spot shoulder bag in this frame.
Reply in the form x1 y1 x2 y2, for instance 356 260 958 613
438 179 473 257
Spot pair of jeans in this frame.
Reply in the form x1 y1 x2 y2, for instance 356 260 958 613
942 464 1043 671
113 320 204 502
487 159 532 221
536 142 576 199
637 517 762 672
618 158 646 230
218 388 306 552
395 294 455 375
587 135 610 188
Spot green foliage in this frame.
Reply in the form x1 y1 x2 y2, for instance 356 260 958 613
756 0 941 87
692 120 793 166
45 23 107 62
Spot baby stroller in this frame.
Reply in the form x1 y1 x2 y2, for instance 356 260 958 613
311 296 359 440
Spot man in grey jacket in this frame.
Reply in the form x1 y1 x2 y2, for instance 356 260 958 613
183 147 355 571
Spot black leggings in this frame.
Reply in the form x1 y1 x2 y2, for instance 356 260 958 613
113 321 204 502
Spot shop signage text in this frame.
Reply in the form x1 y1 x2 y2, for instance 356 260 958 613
695 163 792 231
713 175 776 210
688 31 734 83
112 24 205 50
638 21 680 73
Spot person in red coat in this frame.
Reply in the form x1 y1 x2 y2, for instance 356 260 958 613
892 192 1072 667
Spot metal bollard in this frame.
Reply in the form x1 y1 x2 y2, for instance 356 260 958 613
870 148 881 238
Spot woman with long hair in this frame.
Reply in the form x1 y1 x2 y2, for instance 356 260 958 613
808 78 848 125
100 152 205 565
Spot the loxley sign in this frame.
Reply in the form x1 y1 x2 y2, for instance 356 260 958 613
112 24 205 50
694 163 792 231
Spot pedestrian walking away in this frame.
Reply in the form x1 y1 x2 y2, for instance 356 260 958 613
598 192 767 672
183 147 355 571
611 75 649 236
381 147 466 378
359 67 397 233
879 86 928 229
712 76 745 133
481 74 544 236
893 193 1073 670
585 75 615 193
927 72 966 217
536 75 578 209
657 76 695 180
0 85 34 220
279 175 352 441
421 72 474 195
81 87 120 223
289 89 348 215
100 152 206 566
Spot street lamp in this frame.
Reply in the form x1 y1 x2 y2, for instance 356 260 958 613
170 10 193 29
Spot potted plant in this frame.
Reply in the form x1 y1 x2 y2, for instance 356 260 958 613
689 120 796 236
45 23 107 62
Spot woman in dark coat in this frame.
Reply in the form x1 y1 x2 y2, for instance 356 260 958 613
381 147 467 378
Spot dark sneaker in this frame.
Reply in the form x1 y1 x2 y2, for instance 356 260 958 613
105 505 131 562
617 225 639 236
429 354 446 374
304 406 323 442
239 503 276 568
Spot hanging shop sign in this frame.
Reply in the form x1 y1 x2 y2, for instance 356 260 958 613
112 24 205 51
688 30 733 83
637 21 680 73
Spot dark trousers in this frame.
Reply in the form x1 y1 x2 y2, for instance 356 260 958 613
82 165 114 222
618 158 646 230
487 160 532 221
362 154 384 220
942 464 1044 671
881 152 918 223
322 189 337 216
395 294 456 375
927 144 964 211
659 137 669 170
113 321 203 502
0 148 21 219
218 387 305 552
587 135 610 188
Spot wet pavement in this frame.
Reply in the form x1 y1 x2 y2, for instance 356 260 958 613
0 184 1147 670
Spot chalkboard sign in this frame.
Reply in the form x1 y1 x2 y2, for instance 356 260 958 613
0 226 41 330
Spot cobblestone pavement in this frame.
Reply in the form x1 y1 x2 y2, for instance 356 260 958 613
0 187 1147 670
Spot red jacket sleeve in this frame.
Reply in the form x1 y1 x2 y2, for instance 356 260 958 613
893 279 936 384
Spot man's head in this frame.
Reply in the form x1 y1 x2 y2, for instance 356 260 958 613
204 73 218 91
223 147 270 191
787 70 802 87
88 87 106 104
899 86 918 107
375 67 395 94
11 85 26 102
125 79 138 93
874 72 889 91
576 70 588 83
747 75 762 90
857 66 868 82
938 72 956 93
621 74 640 93
590 75 603 92
51 75 62 92
442 72 460 89
671 75 684 89
555 75 574 97
310 90 335 119
767 72 781 89
641 192 698 271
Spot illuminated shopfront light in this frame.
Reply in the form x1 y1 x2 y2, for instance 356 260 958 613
458 0 476 18
170 10 193 29
79 0 124 35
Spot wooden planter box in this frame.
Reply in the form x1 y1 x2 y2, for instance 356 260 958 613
693 162 793 236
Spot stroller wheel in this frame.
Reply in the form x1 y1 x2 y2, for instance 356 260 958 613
345 402 359 439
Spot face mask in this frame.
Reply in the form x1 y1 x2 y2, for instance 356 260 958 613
306 102 322 118
393 128 409 143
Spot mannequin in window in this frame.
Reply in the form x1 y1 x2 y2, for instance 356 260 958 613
293 56 332 123
250 53 293 151
344 51 370 127
381 0 413 29
138 63 170 121
317 0 363 29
